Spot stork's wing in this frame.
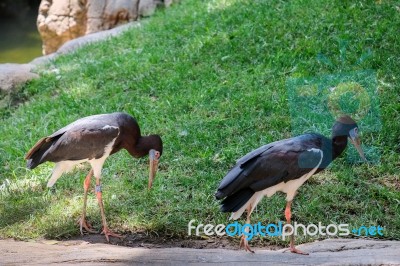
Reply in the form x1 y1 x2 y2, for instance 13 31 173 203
44 125 120 162
218 140 284 192
215 135 323 200
48 113 119 138
26 122 120 169
26 114 119 160
236 139 286 166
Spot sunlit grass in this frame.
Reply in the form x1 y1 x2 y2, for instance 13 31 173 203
0 0 399 246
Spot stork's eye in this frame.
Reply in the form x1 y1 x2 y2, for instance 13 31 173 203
349 127 358 140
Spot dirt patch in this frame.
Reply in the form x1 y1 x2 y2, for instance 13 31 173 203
378 175 400 190
64 232 282 250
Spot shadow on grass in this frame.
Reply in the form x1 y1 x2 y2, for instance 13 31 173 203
0 191 49 228
67 230 245 250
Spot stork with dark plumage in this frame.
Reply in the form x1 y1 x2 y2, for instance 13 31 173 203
25 112 163 241
215 116 366 255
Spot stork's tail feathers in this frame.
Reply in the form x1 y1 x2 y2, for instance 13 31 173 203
25 137 53 169
219 188 255 213
215 190 225 200
25 137 47 160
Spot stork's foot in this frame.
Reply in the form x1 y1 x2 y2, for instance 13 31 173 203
283 247 309 255
78 217 97 234
239 235 255 253
290 247 309 255
101 227 123 242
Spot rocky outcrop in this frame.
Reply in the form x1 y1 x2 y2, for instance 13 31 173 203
37 0 173 55
37 0 87 56
0 64 39 92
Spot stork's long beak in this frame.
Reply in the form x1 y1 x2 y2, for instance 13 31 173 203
148 149 160 189
349 135 367 162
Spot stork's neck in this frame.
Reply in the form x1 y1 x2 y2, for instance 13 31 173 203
127 136 153 158
126 135 162 158
331 135 348 160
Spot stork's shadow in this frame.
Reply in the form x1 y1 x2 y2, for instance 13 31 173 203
69 232 238 250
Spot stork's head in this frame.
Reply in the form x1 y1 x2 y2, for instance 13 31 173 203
333 116 367 162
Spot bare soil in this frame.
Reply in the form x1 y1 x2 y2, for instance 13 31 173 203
68 232 282 250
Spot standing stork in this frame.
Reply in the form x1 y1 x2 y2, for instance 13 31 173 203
215 116 366 254
25 112 163 241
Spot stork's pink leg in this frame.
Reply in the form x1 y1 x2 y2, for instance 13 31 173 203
95 178 123 242
239 204 255 253
79 169 96 234
285 201 308 255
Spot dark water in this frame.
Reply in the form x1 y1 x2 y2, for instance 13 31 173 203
0 10 42 63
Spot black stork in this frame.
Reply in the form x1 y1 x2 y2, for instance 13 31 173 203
215 116 366 254
25 112 163 241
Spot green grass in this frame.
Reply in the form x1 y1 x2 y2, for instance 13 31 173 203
0 0 399 246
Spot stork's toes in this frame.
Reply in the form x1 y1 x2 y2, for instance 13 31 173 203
101 227 124 242
283 247 309 255
78 218 97 234
290 247 309 255
239 236 255 253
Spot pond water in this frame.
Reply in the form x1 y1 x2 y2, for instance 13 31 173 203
0 10 42 64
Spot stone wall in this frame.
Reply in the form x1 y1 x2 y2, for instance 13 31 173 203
37 0 173 55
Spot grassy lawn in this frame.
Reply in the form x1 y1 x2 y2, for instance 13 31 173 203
0 0 399 246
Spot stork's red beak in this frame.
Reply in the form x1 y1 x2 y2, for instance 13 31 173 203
148 149 160 189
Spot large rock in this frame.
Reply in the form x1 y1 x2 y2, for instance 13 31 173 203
0 64 39 92
37 0 171 55
37 0 87 55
